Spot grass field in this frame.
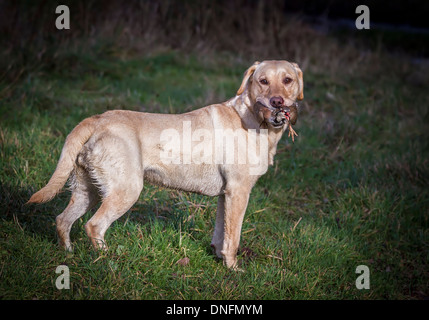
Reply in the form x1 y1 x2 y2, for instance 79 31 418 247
1 3 428 300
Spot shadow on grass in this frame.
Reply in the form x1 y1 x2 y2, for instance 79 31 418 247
0 182 59 242
0 180 216 251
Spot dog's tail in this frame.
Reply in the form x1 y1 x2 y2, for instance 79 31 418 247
27 116 98 204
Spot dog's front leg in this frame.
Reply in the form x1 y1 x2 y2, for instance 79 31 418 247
219 187 250 269
211 195 225 259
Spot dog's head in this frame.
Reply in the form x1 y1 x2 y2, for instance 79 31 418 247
236 60 303 128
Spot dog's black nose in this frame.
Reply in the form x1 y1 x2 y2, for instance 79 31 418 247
270 96 284 108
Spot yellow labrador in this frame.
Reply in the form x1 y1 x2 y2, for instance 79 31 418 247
28 60 304 269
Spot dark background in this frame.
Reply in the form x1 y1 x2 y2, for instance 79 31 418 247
1 0 428 61
285 0 429 28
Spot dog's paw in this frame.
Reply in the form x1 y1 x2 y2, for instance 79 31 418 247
232 265 245 273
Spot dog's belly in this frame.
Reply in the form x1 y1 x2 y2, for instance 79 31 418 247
143 164 224 196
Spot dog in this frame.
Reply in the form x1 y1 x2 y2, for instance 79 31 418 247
28 60 304 269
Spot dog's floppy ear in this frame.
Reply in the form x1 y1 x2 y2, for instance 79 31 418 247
236 61 260 96
291 62 304 100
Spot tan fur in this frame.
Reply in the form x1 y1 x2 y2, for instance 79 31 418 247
28 60 304 269
27 116 98 203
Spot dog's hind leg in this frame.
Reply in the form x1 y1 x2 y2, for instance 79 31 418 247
84 185 142 250
79 131 144 250
56 169 99 251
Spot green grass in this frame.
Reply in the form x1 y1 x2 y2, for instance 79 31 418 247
1 35 428 299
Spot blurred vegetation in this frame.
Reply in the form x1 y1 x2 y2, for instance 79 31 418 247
0 0 428 299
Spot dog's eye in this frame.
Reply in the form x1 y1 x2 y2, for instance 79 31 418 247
283 77 293 84
260 79 269 85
